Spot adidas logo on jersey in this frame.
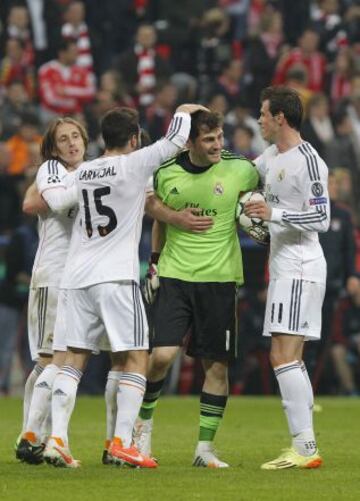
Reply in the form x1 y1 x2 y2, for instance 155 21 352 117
170 187 179 195
53 389 67 396
35 381 51 389
301 321 309 329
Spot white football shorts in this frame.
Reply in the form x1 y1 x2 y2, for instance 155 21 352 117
28 286 59 361
66 281 149 352
263 278 326 340
53 289 108 354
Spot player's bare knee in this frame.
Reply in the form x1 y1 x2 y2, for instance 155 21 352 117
124 349 149 376
66 348 90 371
52 350 66 367
37 354 53 368
149 347 178 378
202 360 228 393
269 350 297 368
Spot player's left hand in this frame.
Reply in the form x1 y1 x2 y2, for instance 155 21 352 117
143 253 160 305
244 200 272 221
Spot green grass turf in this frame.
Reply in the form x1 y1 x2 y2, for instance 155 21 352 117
1 396 359 501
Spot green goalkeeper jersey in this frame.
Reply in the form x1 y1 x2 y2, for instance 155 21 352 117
154 150 259 284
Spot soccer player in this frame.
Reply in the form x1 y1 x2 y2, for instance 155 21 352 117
244 86 329 469
43 104 206 468
16 118 87 464
134 110 259 467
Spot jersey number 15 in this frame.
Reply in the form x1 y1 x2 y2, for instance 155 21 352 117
82 187 117 237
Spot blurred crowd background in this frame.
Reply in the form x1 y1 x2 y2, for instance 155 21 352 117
1 0 360 398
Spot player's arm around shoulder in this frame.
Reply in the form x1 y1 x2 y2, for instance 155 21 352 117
23 180 48 216
35 160 78 214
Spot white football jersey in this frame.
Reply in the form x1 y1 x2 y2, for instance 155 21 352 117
31 160 77 287
62 116 190 289
255 141 330 283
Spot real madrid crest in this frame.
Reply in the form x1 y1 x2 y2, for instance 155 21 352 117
277 169 285 181
214 182 224 195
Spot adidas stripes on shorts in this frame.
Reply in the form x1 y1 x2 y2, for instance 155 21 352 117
28 286 59 361
66 281 149 352
263 278 325 340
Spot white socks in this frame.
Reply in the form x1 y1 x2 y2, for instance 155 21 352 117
274 360 316 456
22 364 43 432
105 370 122 442
114 372 146 448
300 360 314 428
26 364 59 441
51 366 82 445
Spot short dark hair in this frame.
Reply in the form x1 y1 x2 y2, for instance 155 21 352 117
101 107 140 149
260 86 303 130
189 110 223 141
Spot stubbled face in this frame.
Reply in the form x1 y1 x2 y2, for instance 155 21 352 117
189 127 224 166
53 123 85 169
258 99 279 143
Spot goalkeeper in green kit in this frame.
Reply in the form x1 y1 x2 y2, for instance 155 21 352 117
136 110 259 467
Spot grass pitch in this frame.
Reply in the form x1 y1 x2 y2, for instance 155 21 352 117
1 396 359 501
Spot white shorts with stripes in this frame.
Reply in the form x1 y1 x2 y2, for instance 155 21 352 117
28 286 59 361
52 289 70 353
66 282 149 352
263 278 326 341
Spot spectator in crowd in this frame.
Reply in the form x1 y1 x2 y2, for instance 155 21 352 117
244 7 283 113
84 71 136 149
301 93 334 158
145 81 178 141
212 59 244 108
196 8 233 101
0 38 35 99
0 216 38 396
230 124 256 159
225 98 268 156
310 171 359 390
25 0 65 66
277 0 311 45
1 3 34 66
113 23 172 110
99 70 135 108
325 109 360 202
206 92 230 116
284 65 314 115
343 1 360 45
331 280 360 396
5 113 42 179
61 0 94 73
272 26 327 92
326 47 355 107
311 0 345 61
144 0 210 74
38 38 96 123
343 73 360 166
0 142 21 235
0 81 39 141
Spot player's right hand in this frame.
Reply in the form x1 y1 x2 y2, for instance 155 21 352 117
176 104 210 114
172 207 213 233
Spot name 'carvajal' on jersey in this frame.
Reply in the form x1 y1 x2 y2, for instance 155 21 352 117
79 165 116 181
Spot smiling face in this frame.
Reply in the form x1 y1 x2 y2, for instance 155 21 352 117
189 126 224 166
53 122 86 169
258 99 281 143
